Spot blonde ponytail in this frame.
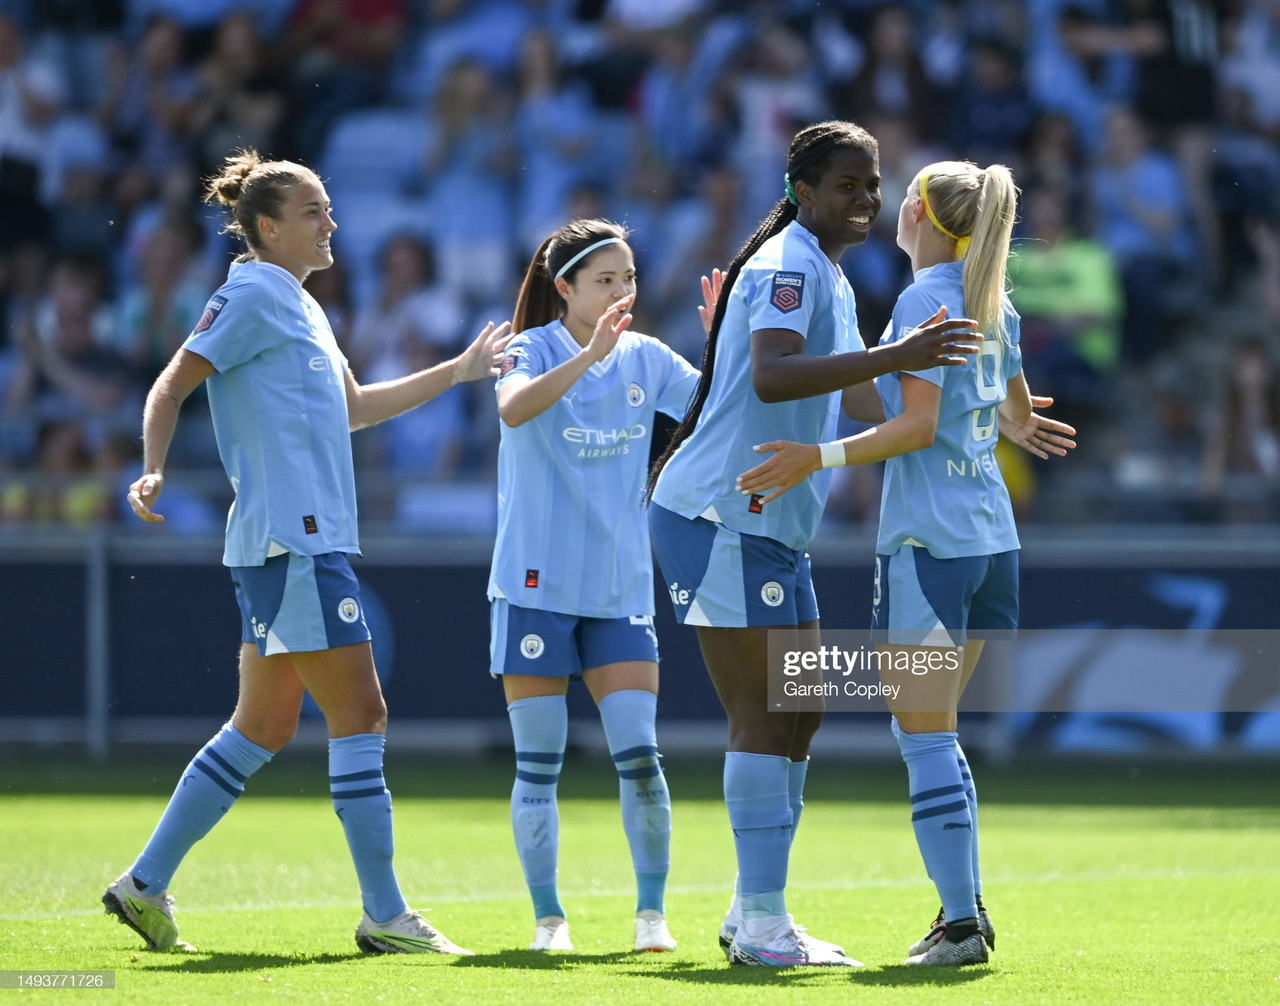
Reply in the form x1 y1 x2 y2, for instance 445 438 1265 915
914 161 1019 343
962 165 1018 344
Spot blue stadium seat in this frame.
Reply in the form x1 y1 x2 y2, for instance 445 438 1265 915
319 109 431 196
40 115 111 202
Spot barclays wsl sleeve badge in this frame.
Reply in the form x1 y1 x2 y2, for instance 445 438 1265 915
194 295 228 333
770 272 805 314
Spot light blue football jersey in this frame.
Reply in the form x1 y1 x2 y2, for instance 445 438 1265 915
875 260 1022 559
183 260 358 566
489 320 700 617
651 220 862 550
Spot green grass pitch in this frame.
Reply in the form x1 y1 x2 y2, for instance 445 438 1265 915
1 749 1277 1003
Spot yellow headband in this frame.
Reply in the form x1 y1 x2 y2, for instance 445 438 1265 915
919 172 971 259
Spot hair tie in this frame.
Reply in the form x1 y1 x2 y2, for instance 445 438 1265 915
553 237 626 281
784 173 798 206
919 172 971 259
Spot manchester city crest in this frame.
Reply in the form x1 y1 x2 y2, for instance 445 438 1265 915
761 581 784 607
520 633 545 658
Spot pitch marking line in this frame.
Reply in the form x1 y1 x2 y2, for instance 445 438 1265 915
3 866 1278 921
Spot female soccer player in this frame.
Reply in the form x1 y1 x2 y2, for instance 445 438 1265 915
645 120 983 968
737 160 1078 966
104 150 512 955
490 219 700 953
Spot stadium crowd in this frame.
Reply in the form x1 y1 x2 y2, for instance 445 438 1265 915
1 0 1277 532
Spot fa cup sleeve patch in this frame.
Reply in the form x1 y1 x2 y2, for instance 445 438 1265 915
194 295 228 333
770 272 805 314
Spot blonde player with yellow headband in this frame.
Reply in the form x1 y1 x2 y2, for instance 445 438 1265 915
737 160 1077 966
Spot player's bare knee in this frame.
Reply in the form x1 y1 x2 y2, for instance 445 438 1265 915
790 710 825 753
353 697 388 735
894 711 956 734
729 714 798 755
257 724 296 753
231 713 296 753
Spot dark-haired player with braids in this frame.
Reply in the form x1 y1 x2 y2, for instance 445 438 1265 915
490 219 701 953
103 149 511 956
646 120 981 968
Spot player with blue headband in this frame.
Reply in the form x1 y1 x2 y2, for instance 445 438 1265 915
489 218 705 954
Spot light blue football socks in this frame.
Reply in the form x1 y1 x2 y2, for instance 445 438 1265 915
954 739 982 897
329 733 406 924
728 755 810 915
598 689 671 914
131 722 272 891
893 718 976 923
508 695 568 920
724 751 792 921
787 756 809 836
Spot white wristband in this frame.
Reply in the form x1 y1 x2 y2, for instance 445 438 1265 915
819 442 845 469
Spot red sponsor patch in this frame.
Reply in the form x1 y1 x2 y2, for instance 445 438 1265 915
525 569 539 588
770 272 805 314
748 494 765 514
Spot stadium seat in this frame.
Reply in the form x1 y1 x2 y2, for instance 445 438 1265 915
319 109 431 196
40 115 111 203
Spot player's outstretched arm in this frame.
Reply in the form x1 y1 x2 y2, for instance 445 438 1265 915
751 308 979 405
347 320 512 430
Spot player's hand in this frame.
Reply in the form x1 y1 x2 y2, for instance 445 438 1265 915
735 440 822 505
698 268 724 336
127 473 166 523
1000 395 1077 459
585 294 634 364
454 320 513 383
892 307 981 370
